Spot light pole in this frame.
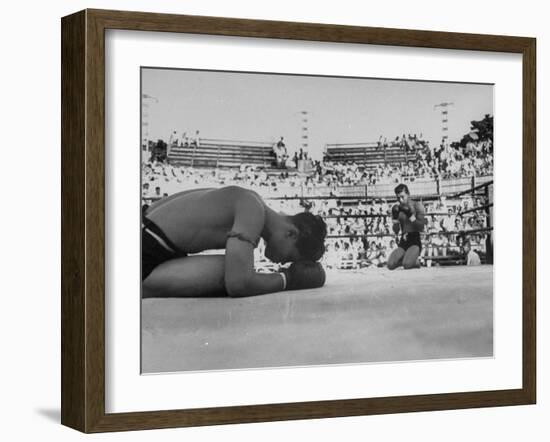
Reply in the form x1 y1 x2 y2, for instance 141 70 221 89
433 101 454 145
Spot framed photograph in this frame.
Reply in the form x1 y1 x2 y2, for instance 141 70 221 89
61 9 536 433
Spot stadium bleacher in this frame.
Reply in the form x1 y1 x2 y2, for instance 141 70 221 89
323 141 412 169
168 138 275 168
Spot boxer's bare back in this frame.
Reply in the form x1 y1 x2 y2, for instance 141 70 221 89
145 186 266 254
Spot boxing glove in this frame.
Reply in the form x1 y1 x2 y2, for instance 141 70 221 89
281 261 326 291
399 203 414 218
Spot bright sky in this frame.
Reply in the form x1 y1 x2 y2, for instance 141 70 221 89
142 68 493 160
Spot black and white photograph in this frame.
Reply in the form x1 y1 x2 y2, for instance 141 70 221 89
140 67 494 374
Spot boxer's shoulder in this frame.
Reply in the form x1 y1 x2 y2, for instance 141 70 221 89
221 186 266 225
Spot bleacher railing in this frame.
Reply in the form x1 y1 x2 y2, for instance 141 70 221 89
260 175 493 200
143 174 493 202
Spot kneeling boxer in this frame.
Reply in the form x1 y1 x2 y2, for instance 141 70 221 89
142 185 327 297
387 183 427 270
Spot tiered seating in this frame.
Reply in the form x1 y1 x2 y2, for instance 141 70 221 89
323 141 412 168
168 138 274 168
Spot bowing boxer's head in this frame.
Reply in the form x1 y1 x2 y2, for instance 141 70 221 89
394 183 410 205
264 212 327 264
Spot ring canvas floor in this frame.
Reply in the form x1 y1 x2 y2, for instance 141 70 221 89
141 265 493 373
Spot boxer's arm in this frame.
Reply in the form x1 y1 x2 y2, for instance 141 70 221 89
391 204 401 234
410 201 427 231
224 190 285 297
392 220 401 235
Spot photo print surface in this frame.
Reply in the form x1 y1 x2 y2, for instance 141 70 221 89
140 67 494 374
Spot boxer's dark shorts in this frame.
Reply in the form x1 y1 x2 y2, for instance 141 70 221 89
398 231 422 253
142 216 187 281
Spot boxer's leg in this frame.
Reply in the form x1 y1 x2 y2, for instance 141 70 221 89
403 245 420 269
143 255 227 298
387 247 405 270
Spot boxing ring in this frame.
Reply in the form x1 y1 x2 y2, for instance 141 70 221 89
141 181 494 374
264 180 494 269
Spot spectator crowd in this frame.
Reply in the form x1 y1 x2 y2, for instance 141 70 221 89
142 135 493 201
319 136 493 187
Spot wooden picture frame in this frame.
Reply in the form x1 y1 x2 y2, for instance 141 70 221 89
61 8 536 433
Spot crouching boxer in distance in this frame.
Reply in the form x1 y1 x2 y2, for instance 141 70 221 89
142 186 327 297
387 183 428 270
